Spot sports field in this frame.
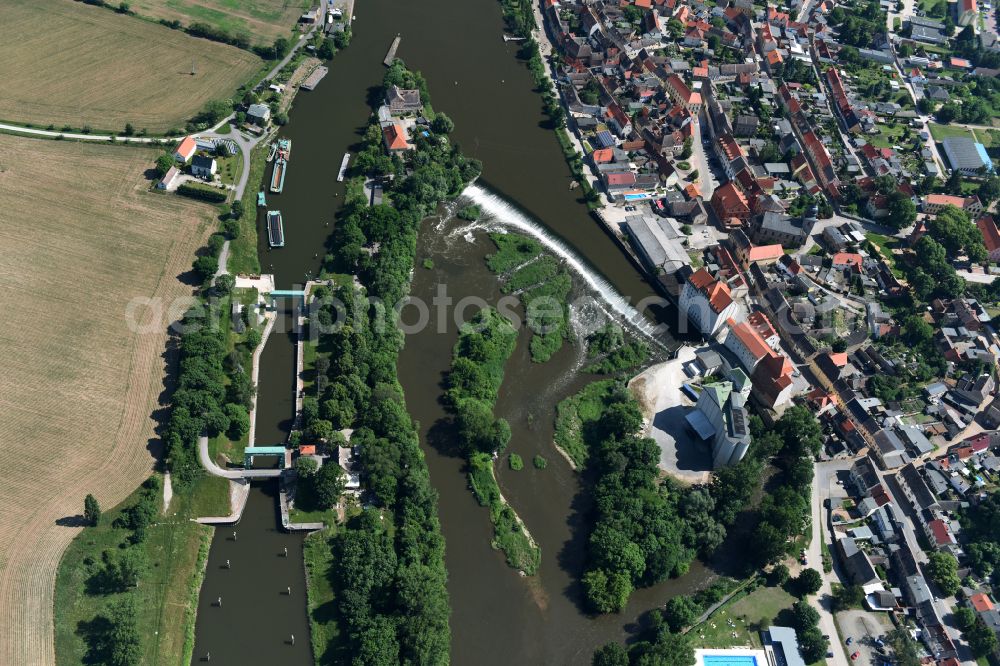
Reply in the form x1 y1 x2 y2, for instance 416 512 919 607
0 0 261 133
129 0 311 44
0 134 216 664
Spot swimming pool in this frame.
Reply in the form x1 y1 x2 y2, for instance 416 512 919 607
700 656 759 666
622 192 648 201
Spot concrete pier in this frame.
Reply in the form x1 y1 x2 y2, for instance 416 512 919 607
383 34 401 66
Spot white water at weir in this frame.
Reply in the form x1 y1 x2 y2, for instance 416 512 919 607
461 183 670 347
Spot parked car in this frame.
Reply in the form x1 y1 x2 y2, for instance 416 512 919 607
851 651 860 660
846 637 853 645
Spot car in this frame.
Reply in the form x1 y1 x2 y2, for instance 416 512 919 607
826 652 834 659
846 637 853 645
851 651 860 660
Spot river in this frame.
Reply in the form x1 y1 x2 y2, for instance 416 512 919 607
193 0 715 663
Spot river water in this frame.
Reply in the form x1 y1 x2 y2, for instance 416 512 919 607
193 0 715 663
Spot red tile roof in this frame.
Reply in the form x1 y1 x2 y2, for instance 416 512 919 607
688 268 734 313
977 215 1000 254
928 519 953 546
747 244 784 263
971 593 995 613
383 123 412 151
175 136 197 159
832 252 863 270
729 318 773 362
299 445 317 455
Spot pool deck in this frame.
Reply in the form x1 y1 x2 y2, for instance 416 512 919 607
694 647 770 666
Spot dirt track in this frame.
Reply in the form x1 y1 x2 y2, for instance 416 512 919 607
0 134 214 664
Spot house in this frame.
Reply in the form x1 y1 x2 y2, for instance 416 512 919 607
923 193 983 216
724 318 772 373
837 537 881 587
382 123 414 153
156 166 179 190
385 85 423 115
679 268 739 336
710 181 751 225
190 155 217 178
173 136 197 163
872 428 911 469
753 211 812 247
665 74 703 112
246 103 271 126
898 464 940 514
976 215 1000 262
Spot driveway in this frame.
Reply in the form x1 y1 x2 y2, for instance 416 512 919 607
838 610 891 665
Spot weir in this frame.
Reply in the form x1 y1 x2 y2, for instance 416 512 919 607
461 183 668 346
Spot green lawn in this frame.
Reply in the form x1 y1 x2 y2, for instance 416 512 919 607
228 142 267 275
974 128 1000 148
54 474 229 666
865 232 904 278
867 123 908 149
304 529 343 664
929 123 976 142
691 585 797 650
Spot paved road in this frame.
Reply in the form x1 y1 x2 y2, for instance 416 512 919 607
0 122 170 143
808 460 854 666
198 435 281 479
691 114 718 199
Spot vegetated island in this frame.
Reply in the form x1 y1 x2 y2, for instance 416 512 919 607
300 60 482 664
445 308 541 575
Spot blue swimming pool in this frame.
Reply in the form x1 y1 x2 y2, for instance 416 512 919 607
623 192 648 201
701 656 759 666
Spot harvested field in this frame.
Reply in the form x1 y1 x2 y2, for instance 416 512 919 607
129 0 311 44
0 134 216 665
0 0 261 134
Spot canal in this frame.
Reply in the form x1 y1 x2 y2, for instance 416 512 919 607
193 0 713 663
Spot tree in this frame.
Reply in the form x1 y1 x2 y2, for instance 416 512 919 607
936 103 958 124
224 403 249 440
295 455 318 478
966 617 999 657
887 627 922 666
123 123 135 136
980 176 1000 205
679 137 693 160
831 583 865 611
886 191 916 230
768 563 790 586
794 568 823 597
663 596 702 632
192 255 217 282
102 547 147 591
584 568 633 613
214 273 235 295
105 595 141 666
791 600 820 630
244 327 262 350
431 113 454 135
312 461 346 508
593 643 629 666
927 551 961 596
798 626 829 663
84 494 102 526
155 153 175 178
272 37 290 59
